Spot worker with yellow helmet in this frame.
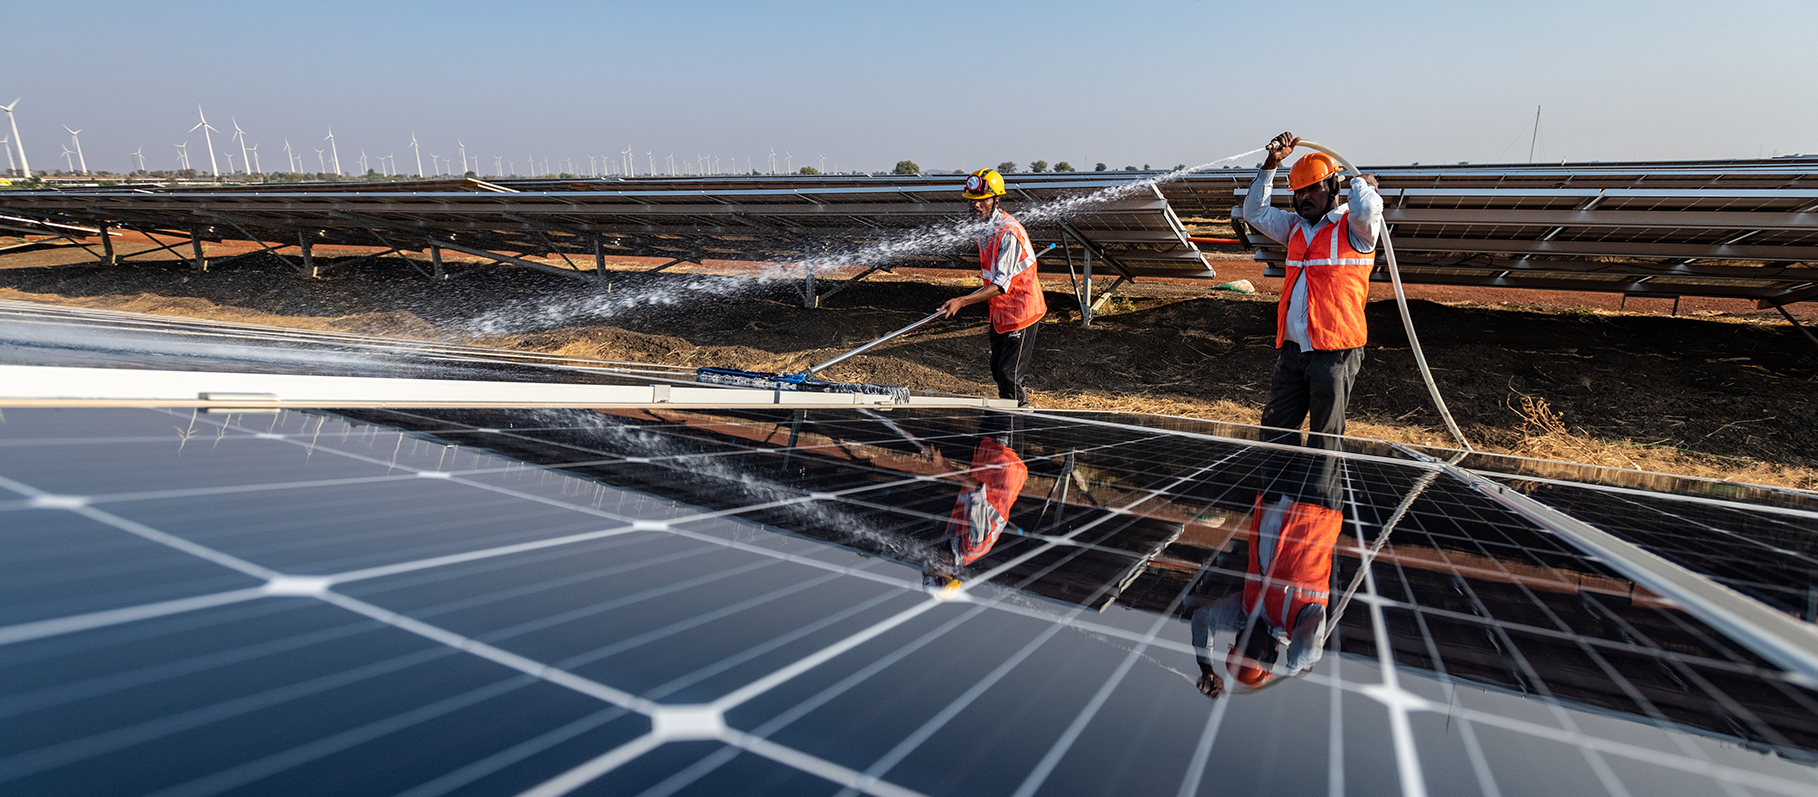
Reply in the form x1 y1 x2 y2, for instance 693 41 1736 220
937 167 1048 407
1241 132 1383 448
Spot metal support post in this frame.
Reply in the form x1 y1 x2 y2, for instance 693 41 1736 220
431 245 445 280
299 231 317 278
593 236 605 280
1773 304 1818 352
804 263 818 309
98 222 115 265
1081 246 1094 327
1089 276 1132 316
189 227 207 272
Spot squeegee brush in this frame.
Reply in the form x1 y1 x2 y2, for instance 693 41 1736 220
695 367 911 404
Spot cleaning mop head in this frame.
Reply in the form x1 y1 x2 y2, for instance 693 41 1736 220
695 367 912 404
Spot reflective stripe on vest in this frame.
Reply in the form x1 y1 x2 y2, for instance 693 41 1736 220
980 212 1047 333
1277 213 1373 350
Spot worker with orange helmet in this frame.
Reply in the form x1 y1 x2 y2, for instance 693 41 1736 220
1186 453 1343 698
937 167 1048 407
1242 132 1383 448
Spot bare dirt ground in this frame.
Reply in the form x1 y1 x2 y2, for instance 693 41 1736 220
4 233 1816 490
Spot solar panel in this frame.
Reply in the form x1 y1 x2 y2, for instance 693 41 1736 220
9 158 1814 303
6 397 1817 796
0 178 1209 286
1217 159 1818 305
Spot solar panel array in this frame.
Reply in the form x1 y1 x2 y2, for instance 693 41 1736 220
4 157 1813 303
0 177 1208 283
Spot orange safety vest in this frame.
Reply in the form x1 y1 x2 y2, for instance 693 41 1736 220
945 437 1028 565
1242 495 1342 633
979 212 1047 333
1276 213 1374 350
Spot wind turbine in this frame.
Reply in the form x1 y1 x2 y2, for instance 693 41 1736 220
646 151 654 176
324 127 341 176
63 126 89 174
785 151 793 174
131 147 144 172
430 153 439 176
190 106 220 177
59 144 74 172
622 146 632 176
1 98 31 177
768 148 776 174
0 135 14 177
314 148 325 174
283 138 295 173
231 118 250 176
493 155 502 176
458 140 468 175
222 150 236 173
174 141 189 171
409 132 423 178
248 144 260 176
819 153 826 173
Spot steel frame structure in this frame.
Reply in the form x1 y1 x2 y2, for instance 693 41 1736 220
2 156 1813 307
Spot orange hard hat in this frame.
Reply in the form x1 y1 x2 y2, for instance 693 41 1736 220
1288 151 1342 191
1226 648 1274 688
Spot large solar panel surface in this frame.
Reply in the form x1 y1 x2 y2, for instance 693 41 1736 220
6 400 1818 796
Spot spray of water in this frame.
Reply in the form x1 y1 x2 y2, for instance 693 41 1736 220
530 408 947 566
457 148 1265 334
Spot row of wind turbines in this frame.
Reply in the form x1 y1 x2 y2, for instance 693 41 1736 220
0 98 840 181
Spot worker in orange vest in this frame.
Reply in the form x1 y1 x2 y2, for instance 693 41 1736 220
1242 132 1382 448
937 168 1048 408
922 414 1028 590
1187 453 1343 697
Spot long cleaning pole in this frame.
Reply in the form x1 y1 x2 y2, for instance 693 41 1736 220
804 310 945 377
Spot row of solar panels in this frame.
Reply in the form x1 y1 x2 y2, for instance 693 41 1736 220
3 157 1814 303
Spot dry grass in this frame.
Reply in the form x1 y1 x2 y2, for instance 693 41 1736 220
1039 387 1814 492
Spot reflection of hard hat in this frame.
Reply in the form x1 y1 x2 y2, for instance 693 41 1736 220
1226 649 1275 688
922 570 964 599
1288 151 1342 191
963 168 1006 199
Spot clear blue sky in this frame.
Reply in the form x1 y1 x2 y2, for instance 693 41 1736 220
5 0 1814 175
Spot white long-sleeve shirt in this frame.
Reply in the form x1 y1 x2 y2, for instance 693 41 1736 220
1242 168 1383 349
976 208 1035 292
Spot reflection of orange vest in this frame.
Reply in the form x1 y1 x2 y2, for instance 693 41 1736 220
980 213 1046 334
1242 495 1343 632
945 437 1028 565
1276 213 1373 350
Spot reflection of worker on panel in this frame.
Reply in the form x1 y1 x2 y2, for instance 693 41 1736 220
924 414 1028 590
1186 453 1343 698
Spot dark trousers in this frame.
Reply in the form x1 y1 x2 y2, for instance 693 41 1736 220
1259 341 1364 448
989 323 1039 405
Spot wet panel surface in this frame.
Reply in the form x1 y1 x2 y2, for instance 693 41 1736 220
3 405 1817 796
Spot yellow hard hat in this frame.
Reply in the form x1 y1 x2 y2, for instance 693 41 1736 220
1288 151 1342 191
962 168 1006 200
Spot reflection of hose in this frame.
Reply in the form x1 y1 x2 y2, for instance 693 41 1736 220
1281 141 1473 451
